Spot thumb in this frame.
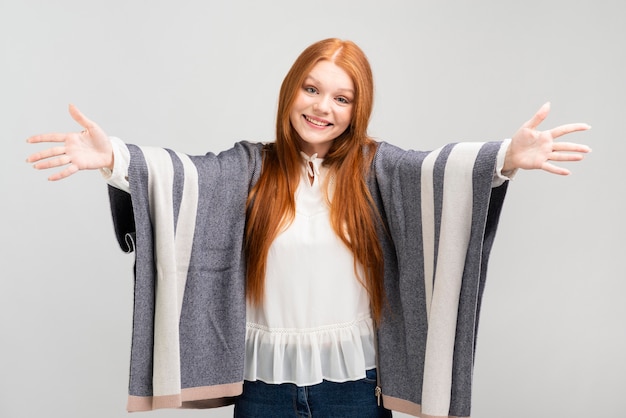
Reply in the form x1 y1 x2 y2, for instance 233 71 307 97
68 103 94 130
522 101 551 130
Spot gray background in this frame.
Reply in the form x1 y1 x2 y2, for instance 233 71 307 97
2 1 624 417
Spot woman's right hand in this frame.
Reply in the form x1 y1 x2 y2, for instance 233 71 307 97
26 104 114 181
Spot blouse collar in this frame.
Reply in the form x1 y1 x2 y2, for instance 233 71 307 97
299 151 323 178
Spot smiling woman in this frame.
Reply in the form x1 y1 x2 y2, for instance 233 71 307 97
289 60 355 157
25 37 590 418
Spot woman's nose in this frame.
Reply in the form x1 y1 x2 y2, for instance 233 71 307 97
313 96 331 113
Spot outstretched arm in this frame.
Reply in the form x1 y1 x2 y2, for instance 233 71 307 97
503 102 591 175
26 104 114 181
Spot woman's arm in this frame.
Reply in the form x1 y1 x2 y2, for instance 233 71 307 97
26 104 114 181
504 102 591 175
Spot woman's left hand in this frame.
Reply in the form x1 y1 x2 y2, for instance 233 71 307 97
504 102 591 175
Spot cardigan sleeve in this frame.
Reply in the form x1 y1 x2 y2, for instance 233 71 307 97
106 141 264 412
370 141 509 418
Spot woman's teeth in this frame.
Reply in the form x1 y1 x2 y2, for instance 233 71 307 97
305 115 330 126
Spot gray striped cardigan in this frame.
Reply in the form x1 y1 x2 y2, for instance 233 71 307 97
107 140 508 418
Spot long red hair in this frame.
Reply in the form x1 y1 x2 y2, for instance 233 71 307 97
244 38 385 323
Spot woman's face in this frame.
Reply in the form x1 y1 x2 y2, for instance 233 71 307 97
289 60 354 158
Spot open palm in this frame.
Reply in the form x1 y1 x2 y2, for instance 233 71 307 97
26 104 113 181
505 102 591 175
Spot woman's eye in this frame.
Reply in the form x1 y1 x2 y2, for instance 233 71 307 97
336 97 350 104
305 86 317 94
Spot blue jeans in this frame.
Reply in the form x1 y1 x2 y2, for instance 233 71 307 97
234 369 392 418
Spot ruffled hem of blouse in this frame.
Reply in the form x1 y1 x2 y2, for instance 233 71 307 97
244 315 377 386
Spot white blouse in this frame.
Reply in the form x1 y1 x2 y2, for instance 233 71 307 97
244 152 377 386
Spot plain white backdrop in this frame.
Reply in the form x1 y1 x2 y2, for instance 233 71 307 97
2 1 624 417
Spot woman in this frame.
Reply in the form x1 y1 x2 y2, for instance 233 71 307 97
26 38 590 418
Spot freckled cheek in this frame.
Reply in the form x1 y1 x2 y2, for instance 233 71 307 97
336 109 352 131
289 105 304 128
289 98 308 121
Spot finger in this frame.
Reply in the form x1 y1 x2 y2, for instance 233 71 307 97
31 154 72 170
26 146 67 163
548 123 592 139
541 161 571 176
552 141 592 153
68 103 96 131
48 164 79 181
26 133 72 144
522 102 551 130
547 152 586 162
